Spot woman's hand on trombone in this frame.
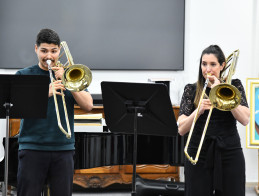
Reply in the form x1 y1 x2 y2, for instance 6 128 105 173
197 74 221 116
178 97 212 136
197 98 212 116
207 74 221 88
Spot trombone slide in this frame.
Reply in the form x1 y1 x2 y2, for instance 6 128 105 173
47 60 72 139
184 77 210 165
184 107 213 165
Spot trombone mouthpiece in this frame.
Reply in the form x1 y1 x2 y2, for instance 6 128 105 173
46 60 52 66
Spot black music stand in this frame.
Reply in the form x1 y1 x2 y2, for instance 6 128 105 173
0 74 49 196
101 81 178 196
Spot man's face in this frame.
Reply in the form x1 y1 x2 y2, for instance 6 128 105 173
35 43 60 71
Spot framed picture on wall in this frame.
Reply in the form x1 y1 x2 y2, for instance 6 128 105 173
246 78 259 148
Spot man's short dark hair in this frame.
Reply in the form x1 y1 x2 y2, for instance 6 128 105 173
36 28 61 47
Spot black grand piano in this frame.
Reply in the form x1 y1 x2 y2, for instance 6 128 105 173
0 132 185 187
0 94 185 189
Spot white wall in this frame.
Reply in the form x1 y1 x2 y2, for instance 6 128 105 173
0 0 258 183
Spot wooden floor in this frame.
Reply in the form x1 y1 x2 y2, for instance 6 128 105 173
72 188 258 196
0 184 258 195
73 183 258 196
73 192 131 196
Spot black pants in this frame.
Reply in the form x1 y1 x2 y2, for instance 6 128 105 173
17 150 74 196
184 148 245 196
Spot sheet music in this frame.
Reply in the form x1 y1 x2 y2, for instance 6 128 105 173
74 117 108 133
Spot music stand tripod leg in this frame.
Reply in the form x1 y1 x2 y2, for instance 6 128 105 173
131 107 139 196
3 103 12 196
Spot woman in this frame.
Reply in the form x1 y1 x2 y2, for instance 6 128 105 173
177 45 250 196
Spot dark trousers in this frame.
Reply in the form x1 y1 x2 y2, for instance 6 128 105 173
17 150 74 196
184 148 245 196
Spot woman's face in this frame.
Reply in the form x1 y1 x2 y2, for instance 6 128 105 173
201 53 224 80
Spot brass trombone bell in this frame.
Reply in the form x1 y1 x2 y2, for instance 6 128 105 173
209 83 241 111
62 64 92 92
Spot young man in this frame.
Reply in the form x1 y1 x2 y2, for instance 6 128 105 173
16 28 93 196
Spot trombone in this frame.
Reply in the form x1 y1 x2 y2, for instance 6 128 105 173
184 49 241 165
47 41 92 139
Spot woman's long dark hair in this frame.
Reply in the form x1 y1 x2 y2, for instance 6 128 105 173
194 45 226 107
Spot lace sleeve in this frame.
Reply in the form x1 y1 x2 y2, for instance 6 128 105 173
179 83 196 116
232 79 249 107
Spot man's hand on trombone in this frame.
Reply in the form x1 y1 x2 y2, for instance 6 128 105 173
52 66 64 80
48 66 66 97
49 80 66 97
